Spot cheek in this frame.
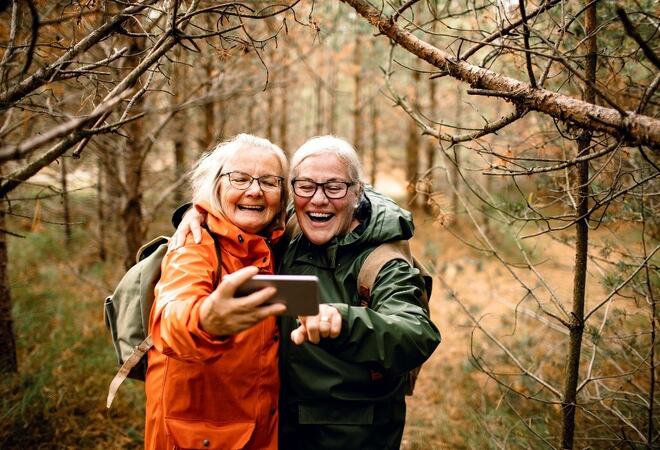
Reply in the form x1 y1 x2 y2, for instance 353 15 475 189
294 196 307 210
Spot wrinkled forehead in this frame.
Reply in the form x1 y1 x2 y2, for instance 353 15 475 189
294 152 350 180
224 145 284 175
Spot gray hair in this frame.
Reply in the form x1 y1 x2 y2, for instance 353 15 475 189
189 133 289 227
290 135 364 186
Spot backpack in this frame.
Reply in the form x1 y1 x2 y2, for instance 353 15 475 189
284 216 433 395
103 230 221 408
356 240 432 395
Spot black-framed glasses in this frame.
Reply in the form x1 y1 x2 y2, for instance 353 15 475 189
220 171 283 192
291 178 355 199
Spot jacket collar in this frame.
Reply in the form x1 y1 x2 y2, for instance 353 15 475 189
194 201 282 264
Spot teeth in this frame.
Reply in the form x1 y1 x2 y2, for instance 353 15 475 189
239 205 264 211
308 212 333 223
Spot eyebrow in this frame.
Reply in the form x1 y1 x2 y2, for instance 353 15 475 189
296 177 349 182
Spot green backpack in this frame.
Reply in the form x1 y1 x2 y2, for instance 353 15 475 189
103 231 221 408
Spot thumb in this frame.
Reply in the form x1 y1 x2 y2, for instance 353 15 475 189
291 325 307 345
217 266 259 298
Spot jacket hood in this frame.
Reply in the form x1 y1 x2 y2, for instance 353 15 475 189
337 185 414 248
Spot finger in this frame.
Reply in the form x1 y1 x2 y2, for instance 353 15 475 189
291 325 307 345
191 220 202 244
254 302 287 319
218 266 260 298
318 315 331 338
168 231 182 251
305 316 321 344
329 311 342 338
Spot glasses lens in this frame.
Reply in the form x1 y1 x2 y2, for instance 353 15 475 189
258 176 281 191
323 182 348 199
293 180 317 197
228 172 253 190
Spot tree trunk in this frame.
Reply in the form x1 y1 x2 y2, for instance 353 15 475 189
202 15 216 151
279 62 292 156
60 155 71 247
0 210 17 373
352 34 362 158
450 85 462 221
405 70 421 208
315 77 324 136
328 64 338 135
245 96 255 132
266 87 275 141
560 3 596 448
122 40 146 270
96 156 106 261
171 50 186 205
369 96 378 186
423 72 437 215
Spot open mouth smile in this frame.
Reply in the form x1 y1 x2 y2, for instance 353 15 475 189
307 212 334 223
238 205 265 212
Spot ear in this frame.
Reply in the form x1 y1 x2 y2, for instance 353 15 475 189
355 181 365 200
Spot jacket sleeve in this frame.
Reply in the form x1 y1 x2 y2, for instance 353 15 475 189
323 259 440 376
150 234 232 363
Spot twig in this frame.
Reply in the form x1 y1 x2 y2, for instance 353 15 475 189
391 0 420 23
616 7 660 70
518 0 537 88
584 245 660 321
461 0 562 60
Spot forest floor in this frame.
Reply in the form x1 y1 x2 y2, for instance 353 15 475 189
400 213 613 449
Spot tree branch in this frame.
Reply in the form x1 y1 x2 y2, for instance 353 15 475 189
339 0 660 148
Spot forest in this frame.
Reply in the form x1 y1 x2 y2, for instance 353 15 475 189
0 0 658 448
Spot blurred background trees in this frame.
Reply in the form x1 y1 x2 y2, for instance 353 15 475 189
0 1 657 448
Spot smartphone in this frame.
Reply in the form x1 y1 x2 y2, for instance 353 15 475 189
235 274 320 316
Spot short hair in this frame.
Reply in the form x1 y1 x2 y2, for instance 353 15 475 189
189 133 289 228
290 135 364 186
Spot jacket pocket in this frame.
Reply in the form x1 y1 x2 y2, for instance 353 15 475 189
164 418 255 450
298 402 374 425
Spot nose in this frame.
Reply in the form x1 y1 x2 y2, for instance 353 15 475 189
310 185 329 204
245 179 263 196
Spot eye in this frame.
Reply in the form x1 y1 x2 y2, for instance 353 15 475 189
296 181 316 193
260 176 280 188
325 183 345 194
231 173 251 184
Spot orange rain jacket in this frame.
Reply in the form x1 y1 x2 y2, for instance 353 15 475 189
145 203 281 450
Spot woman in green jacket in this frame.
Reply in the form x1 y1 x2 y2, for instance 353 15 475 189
279 136 440 450
173 135 440 449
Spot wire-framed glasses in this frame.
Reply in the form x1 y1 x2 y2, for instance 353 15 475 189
291 178 355 199
220 171 283 192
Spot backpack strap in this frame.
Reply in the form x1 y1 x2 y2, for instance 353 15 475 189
357 240 413 307
356 240 432 396
106 225 222 408
106 335 153 408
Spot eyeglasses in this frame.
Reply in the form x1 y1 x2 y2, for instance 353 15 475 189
291 178 355 199
220 171 283 192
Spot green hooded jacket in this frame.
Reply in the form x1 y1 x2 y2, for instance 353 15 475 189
278 188 441 450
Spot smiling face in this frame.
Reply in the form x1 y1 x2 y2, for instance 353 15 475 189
293 153 360 245
218 147 284 234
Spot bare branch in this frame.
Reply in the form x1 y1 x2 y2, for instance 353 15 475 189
616 7 660 71
339 0 660 148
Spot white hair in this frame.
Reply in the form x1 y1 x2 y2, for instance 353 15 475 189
189 134 289 224
290 135 364 184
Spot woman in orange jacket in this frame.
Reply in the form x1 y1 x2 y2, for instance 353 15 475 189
145 134 289 450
